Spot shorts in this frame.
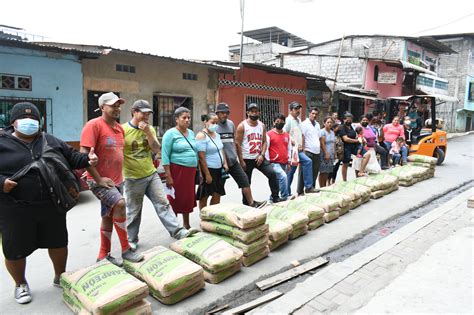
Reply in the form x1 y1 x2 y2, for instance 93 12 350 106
1 201 67 260
88 181 124 217
227 162 250 189
343 145 358 164
196 168 227 199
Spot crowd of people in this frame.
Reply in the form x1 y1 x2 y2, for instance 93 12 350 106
0 93 422 305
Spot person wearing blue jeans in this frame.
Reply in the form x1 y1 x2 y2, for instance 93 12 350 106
271 163 289 200
384 141 408 164
287 152 314 195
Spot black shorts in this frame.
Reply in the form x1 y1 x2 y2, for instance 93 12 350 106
343 145 358 164
0 201 68 260
196 168 227 199
227 162 250 188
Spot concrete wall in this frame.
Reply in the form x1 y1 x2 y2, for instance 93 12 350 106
82 51 220 133
436 36 474 131
0 45 84 141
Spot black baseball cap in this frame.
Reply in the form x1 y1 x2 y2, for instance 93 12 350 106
247 103 259 111
131 100 153 113
10 102 41 124
289 101 302 110
215 103 230 113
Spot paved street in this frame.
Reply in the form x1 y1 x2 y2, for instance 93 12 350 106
0 134 473 314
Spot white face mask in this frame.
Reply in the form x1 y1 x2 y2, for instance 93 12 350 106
207 124 218 132
15 118 39 136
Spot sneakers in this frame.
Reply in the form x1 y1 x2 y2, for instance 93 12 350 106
122 248 144 262
129 241 138 251
251 200 267 208
53 276 61 288
272 197 285 203
96 253 123 267
14 283 32 304
183 227 200 238
304 187 320 194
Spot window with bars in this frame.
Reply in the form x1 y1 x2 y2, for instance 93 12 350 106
116 64 136 73
182 73 198 81
152 95 193 136
245 95 283 129
0 74 32 91
0 97 47 130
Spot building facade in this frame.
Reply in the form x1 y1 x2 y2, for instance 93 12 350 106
0 39 97 144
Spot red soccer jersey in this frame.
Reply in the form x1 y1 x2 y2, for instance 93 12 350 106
267 129 290 164
80 117 125 185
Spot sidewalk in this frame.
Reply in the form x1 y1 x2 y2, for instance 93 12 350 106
254 188 473 314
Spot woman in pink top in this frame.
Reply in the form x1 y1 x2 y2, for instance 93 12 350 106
383 116 408 164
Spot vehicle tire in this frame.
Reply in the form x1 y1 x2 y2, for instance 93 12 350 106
434 147 445 165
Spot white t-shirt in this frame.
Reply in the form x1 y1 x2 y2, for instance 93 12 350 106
301 119 321 154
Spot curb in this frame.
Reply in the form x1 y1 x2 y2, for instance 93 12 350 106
447 130 474 139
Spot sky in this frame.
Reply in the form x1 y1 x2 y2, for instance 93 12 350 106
1 0 473 60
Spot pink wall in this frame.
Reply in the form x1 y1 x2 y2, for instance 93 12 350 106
364 60 404 112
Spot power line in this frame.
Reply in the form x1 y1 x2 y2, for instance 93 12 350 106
411 12 474 35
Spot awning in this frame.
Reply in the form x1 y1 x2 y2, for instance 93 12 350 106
388 94 459 103
399 60 437 76
339 92 379 101
456 108 474 113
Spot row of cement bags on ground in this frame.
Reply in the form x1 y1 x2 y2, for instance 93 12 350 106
61 155 437 314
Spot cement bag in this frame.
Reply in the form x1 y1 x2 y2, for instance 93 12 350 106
383 185 399 194
348 197 362 210
324 210 340 223
409 161 434 169
122 246 203 302
353 177 386 191
215 234 269 256
399 179 416 186
338 182 372 199
319 191 351 208
308 218 324 230
289 225 308 240
291 195 331 212
150 279 204 305
200 220 268 244
63 292 152 315
268 235 289 251
321 185 361 200
117 300 152 315
370 173 399 188
242 246 270 267
388 167 413 181
285 197 325 220
407 154 437 165
304 194 340 212
371 190 386 199
169 232 243 273
200 203 266 229
203 262 241 284
338 205 350 216
266 205 309 230
266 218 293 241
60 261 148 315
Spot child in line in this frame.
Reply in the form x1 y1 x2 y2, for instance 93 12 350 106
355 126 368 158
390 136 405 166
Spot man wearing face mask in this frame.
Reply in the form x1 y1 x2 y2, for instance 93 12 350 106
215 103 265 208
122 100 198 252
0 102 101 304
235 103 281 204
266 113 292 200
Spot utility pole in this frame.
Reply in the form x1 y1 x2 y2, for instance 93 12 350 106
329 34 345 114
239 0 245 68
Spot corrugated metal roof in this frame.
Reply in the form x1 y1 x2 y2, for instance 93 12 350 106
0 38 101 57
240 26 314 47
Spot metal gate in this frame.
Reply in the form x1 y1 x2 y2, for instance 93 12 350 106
245 95 283 129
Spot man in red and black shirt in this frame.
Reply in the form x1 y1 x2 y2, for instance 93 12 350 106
266 113 291 200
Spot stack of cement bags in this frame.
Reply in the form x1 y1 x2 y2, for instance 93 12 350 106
199 204 269 267
407 154 437 179
321 182 371 211
301 194 341 223
123 246 204 304
366 173 399 198
319 191 351 217
283 197 326 230
266 205 309 240
170 232 243 283
61 260 150 314
388 165 427 186
266 218 293 251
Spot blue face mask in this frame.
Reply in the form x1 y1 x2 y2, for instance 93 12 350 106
208 124 218 132
16 118 39 136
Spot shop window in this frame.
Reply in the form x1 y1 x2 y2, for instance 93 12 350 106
373 65 379 82
468 82 474 101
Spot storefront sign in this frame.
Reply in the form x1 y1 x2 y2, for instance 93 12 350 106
377 72 397 84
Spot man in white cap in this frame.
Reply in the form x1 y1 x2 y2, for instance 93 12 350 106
80 92 144 265
122 100 197 250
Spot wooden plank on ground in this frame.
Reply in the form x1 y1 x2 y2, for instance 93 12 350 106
221 291 283 315
206 304 229 314
256 257 328 291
